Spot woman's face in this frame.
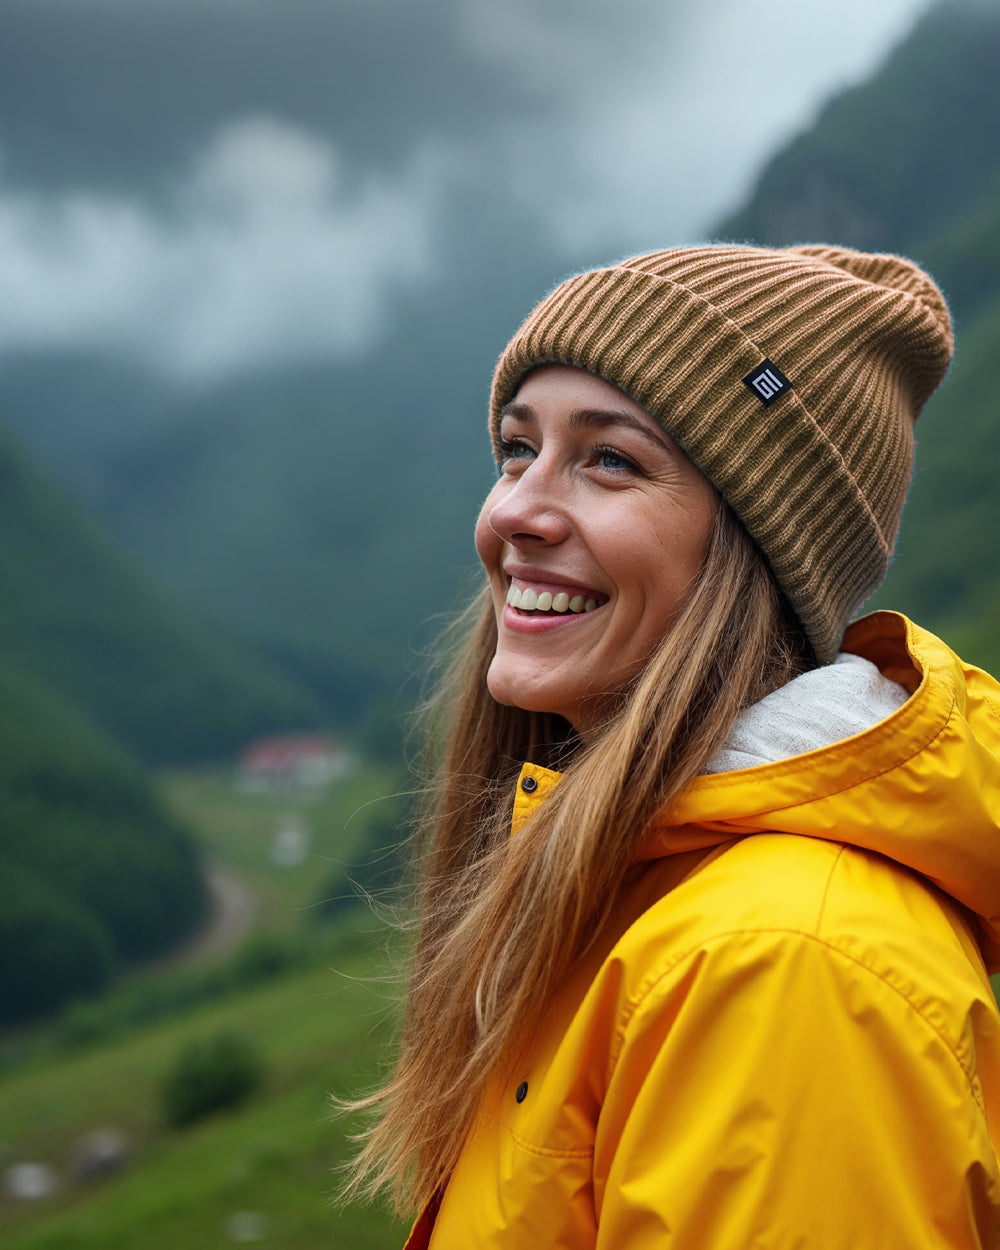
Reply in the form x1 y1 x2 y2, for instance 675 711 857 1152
476 364 718 739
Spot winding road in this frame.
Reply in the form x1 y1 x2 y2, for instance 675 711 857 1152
167 864 259 967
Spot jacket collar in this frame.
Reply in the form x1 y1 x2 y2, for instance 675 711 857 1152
513 612 1000 969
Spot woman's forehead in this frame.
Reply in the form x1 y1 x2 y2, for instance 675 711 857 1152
507 363 684 455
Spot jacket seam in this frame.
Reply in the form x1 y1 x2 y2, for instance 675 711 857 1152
814 844 846 936
614 927 988 1118
502 1124 594 1160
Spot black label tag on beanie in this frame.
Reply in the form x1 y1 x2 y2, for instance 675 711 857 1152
742 359 791 406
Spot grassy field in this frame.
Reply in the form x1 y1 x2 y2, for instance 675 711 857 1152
0 763 411 1249
158 762 410 936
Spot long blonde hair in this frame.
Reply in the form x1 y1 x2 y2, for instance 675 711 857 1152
346 502 812 1211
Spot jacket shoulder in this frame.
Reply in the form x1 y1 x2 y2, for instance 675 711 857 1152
614 833 995 1071
590 842 1000 1250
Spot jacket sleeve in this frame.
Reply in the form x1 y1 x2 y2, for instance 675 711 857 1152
592 928 1000 1250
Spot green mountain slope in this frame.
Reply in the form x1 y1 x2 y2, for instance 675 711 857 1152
716 0 1000 671
0 660 208 1024
0 421 323 761
719 3 1000 264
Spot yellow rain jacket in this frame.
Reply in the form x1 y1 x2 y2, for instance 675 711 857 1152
405 613 1000 1249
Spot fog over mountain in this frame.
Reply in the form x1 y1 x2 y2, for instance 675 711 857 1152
0 0 932 385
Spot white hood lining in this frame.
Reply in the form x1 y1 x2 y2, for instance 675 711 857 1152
704 652 910 775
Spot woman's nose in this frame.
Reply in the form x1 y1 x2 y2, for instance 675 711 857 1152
486 465 572 547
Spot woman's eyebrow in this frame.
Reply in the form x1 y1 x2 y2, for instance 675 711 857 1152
499 400 536 423
500 400 673 454
567 407 673 453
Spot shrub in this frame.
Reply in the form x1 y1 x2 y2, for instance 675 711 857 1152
160 1030 262 1128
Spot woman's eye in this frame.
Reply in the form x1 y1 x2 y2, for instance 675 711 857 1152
498 436 535 467
496 436 639 476
594 445 638 473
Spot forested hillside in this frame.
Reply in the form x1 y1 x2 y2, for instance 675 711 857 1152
717 0 1000 668
0 661 207 1024
0 419 330 1021
0 421 323 761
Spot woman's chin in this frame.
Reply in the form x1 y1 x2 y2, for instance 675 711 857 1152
486 663 571 722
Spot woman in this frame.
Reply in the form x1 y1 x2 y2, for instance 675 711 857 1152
350 245 1000 1247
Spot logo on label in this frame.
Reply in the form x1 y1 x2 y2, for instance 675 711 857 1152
742 359 791 406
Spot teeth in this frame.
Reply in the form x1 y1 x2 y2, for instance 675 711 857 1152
506 584 602 613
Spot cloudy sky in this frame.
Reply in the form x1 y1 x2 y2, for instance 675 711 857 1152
0 0 935 385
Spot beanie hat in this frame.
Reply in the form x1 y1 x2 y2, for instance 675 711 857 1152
489 244 953 664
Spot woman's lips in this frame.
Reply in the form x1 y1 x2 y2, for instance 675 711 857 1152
501 575 608 631
501 601 604 632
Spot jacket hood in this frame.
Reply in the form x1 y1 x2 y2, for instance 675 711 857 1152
643 611 1000 970
516 611 1000 971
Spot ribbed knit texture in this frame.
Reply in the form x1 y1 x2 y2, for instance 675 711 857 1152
489 245 954 662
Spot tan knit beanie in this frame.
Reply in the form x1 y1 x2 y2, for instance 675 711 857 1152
489 244 954 663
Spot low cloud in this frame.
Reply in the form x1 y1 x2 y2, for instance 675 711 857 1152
0 118 439 384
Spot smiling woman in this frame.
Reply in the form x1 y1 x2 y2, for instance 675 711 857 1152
344 245 1000 1249
477 367 718 736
